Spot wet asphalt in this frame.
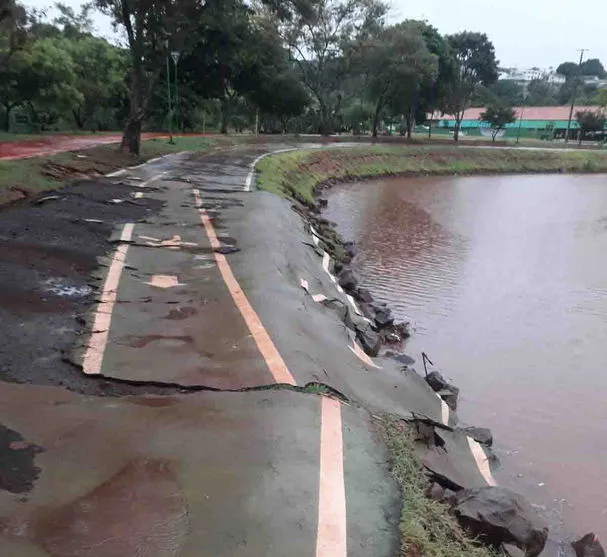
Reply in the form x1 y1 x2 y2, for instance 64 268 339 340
0 144 496 555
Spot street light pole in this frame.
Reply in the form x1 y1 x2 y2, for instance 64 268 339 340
565 48 589 144
171 51 180 137
166 54 173 144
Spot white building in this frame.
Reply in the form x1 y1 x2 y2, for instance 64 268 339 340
499 67 565 84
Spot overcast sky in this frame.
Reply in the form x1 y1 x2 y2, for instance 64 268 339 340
23 0 607 69
391 0 606 68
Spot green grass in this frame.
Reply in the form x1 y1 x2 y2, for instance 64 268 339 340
0 134 250 205
378 416 497 557
0 130 122 142
256 145 607 207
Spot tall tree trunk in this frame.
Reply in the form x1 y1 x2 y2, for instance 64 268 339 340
319 101 331 136
3 105 10 132
121 116 142 156
428 112 433 139
453 118 461 142
73 108 85 130
372 99 383 139
406 107 414 139
220 98 229 134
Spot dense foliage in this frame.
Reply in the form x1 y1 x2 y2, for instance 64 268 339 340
1 0 605 152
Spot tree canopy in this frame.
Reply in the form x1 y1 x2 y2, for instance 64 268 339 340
480 104 517 142
0 0 527 147
444 31 498 140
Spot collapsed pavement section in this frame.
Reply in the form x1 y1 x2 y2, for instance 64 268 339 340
0 144 521 556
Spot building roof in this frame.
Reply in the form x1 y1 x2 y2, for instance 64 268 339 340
432 106 602 122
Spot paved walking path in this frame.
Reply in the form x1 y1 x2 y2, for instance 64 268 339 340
0 143 496 555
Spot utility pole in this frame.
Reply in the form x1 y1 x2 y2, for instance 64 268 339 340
565 48 589 144
516 103 525 144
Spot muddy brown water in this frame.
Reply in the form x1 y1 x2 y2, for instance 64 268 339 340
324 173 607 544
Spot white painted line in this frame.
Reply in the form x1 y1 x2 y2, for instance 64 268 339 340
346 293 365 317
316 397 347 557
300 278 329 303
320 251 371 323
244 148 300 192
106 169 127 177
82 223 134 375
348 343 382 369
467 437 497 486
438 394 450 425
322 253 335 282
139 171 167 188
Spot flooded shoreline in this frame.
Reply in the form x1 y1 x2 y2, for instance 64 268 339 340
324 173 607 543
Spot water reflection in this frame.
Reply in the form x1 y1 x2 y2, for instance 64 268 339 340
325 173 607 541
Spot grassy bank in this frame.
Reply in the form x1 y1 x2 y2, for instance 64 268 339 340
256 145 607 206
0 135 245 205
379 417 496 557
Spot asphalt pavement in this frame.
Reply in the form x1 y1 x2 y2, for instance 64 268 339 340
0 143 495 555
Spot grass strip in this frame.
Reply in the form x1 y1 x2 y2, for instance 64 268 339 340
378 416 497 557
256 145 607 206
0 135 245 205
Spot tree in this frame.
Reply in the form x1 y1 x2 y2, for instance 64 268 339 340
96 0 205 154
63 35 128 129
484 79 524 107
558 58 606 79
445 31 498 141
180 1 301 134
53 2 94 38
581 58 606 78
479 104 516 142
575 109 605 144
401 20 455 139
556 61 578 79
595 89 607 108
526 79 557 106
0 2 23 129
359 22 437 137
0 0 26 56
13 37 83 130
278 0 388 135
253 72 309 133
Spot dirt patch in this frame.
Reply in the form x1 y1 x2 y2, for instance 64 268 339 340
29 459 188 557
0 240 97 277
0 287 75 314
0 423 44 494
0 175 165 396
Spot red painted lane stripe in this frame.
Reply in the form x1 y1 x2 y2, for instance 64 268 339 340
82 223 134 374
316 397 347 557
192 188 296 386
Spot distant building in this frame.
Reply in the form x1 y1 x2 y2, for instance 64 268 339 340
428 106 605 139
499 67 565 84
